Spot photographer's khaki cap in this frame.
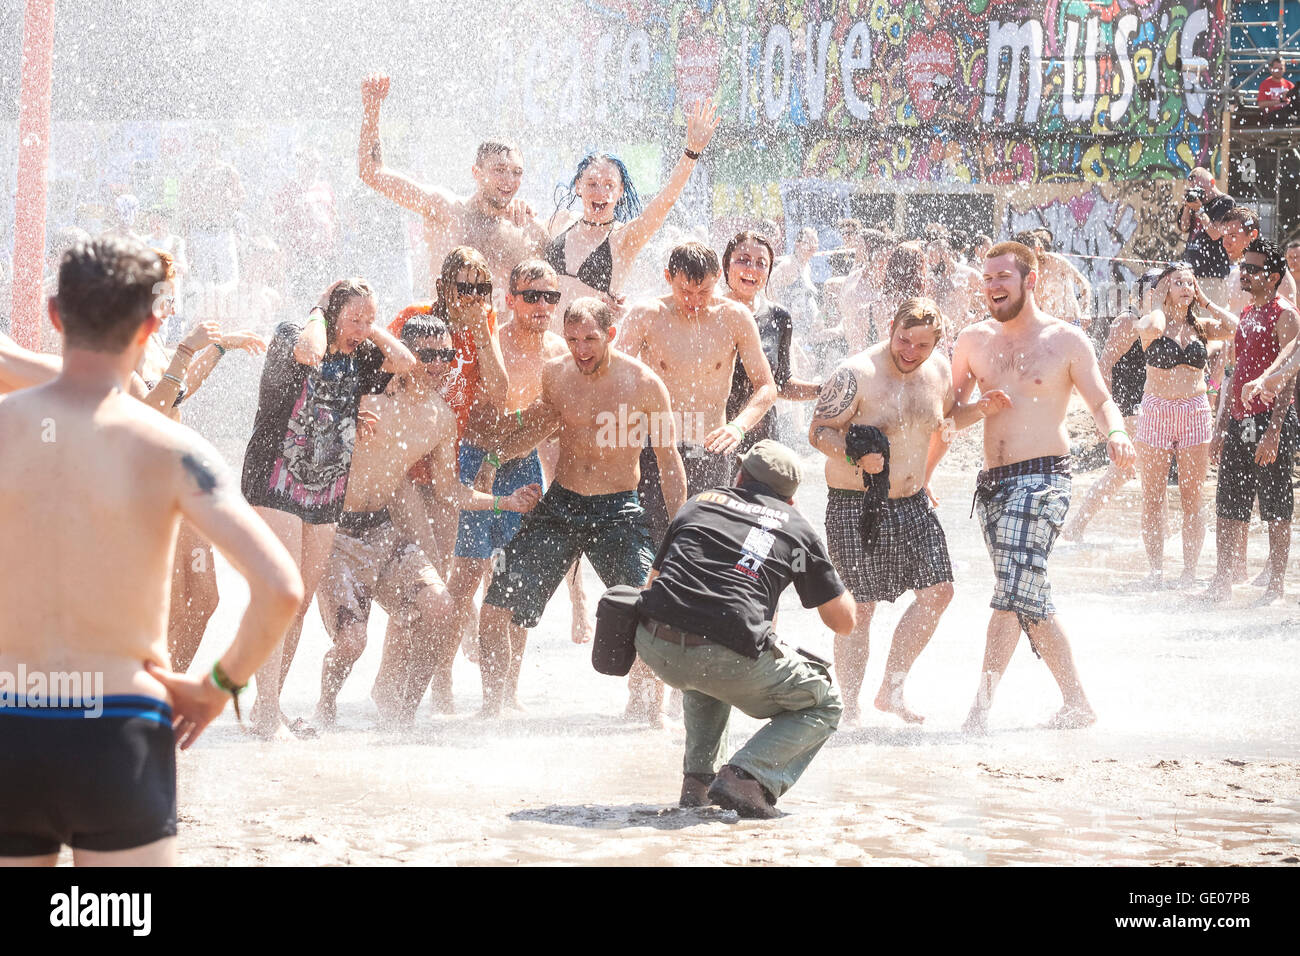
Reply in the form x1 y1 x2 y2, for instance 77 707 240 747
739 439 802 498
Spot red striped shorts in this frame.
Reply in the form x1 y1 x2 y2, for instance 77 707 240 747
1134 393 1213 450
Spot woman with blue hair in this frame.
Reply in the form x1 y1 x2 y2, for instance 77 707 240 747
546 97 719 316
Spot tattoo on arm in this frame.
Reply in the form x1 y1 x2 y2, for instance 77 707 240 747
181 453 219 495
813 368 857 420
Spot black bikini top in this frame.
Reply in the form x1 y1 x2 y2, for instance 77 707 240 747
1144 334 1207 371
545 224 614 294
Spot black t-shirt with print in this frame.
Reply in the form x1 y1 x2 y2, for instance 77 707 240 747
640 483 844 658
240 321 391 524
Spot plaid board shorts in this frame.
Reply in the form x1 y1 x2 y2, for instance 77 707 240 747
825 488 954 604
974 459 1072 627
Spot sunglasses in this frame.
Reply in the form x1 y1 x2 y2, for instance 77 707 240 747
415 347 457 363
512 289 561 304
1238 263 1268 275
455 281 493 298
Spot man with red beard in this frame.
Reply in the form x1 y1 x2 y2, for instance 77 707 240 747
810 297 1009 725
951 242 1135 734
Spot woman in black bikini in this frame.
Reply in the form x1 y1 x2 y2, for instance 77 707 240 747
546 97 719 320
1121 263 1237 585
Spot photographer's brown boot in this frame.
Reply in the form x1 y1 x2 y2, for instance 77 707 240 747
707 765 780 819
679 772 714 808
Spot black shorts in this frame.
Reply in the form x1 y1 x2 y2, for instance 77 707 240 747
0 697 176 856
1216 409 1298 523
638 443 735 547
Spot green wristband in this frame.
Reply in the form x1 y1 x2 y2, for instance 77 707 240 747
515 409 524 426
486 452 501 468
492 495 502 514
209 661 246 722
1107 429 1128 439
214 343 227 358
846 452 855 466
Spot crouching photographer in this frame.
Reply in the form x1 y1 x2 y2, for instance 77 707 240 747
629 440 855 818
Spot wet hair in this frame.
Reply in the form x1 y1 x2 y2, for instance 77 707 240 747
837 218 862 240
55 236 167 352
400 313 450 344
667 242 721 283
860 228 891 254
1246 237 1288 289
986 241 1039 278
435 246 491 315
153 248 177 282
475 140 521 167
509 258 557 292
1154 262 1207 340
555 153 642 223
721 231 775 285
322 278 376 345
564 296 616 331
891 296 945 339
1220 206 1260 233
883 244 926 298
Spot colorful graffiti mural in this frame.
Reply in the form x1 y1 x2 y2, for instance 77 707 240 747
493 0 1226 185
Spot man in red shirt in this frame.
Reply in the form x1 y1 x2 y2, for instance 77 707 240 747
1204 238 1299 605
1257 57 1294 112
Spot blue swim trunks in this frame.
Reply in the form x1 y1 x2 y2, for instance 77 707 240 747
454 444 546 560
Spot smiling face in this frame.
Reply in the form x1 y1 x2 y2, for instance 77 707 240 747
576 159 624 223
406 328 455 392
725 238 772 303
983 253 1034 323
889 320 940 374
1238 250 1278 297
506 273 560 334
564 314 615 375
333 295 378 354
1286 244 1300 278
472 149 524 210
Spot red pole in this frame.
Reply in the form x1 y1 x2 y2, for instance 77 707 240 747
9 0 57 351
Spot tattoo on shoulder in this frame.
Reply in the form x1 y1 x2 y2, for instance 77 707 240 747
181 452 221 495
814 368 857 420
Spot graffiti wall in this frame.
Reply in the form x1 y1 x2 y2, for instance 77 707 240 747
493 0 1227 295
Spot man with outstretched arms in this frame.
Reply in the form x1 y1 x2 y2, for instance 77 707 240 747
617 241 777 722
0 237 303 866
359 72 547 306
951 242 1135 734
809 297 1009 725
477 297 687 718
310 314 540 729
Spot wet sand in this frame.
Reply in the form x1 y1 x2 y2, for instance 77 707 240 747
93 457 1300 866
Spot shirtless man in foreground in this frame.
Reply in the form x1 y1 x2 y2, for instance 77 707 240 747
0 237 302 866
477 297 687 718
951 241 1135 734
359 72 547 307
809 297 1009 723
618 242 777 721
311 314 540 728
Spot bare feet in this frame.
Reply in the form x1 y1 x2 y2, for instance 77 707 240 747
961 708 989 736
310 699 337 730
1254 588 1286 607
1176 569 1198 588
1251 566 1272 588
1197 579 1233 605
1043 705 1096 729
874 684 925 724
245 719 294 741
842 701 861 727
429 681 455 715
1138 569 1165 591
286 717 319 739
505 697 526 713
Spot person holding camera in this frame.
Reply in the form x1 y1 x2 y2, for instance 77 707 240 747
634 440 856 819
1178 167 1234 306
